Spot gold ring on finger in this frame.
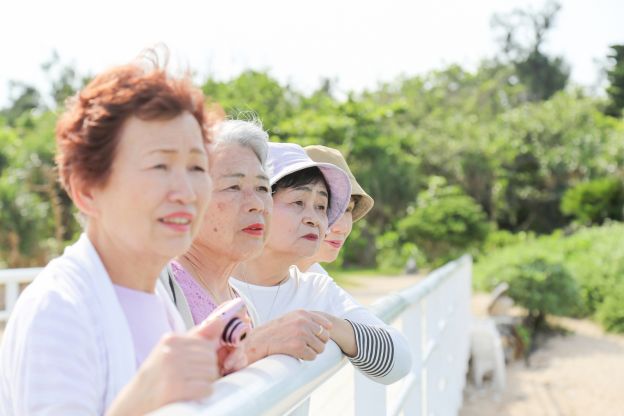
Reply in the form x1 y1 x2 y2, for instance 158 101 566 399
316 325 324 337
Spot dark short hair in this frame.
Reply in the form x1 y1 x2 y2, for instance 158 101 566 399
55 54 221 194
272 167 332 206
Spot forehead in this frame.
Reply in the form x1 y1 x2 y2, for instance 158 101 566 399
276 180 328 197
210 143 264 175
117 113 205 155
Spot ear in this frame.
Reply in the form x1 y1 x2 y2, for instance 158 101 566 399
69 175 100 218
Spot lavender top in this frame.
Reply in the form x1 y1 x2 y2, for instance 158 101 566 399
113 284 173 367
170 260 219 325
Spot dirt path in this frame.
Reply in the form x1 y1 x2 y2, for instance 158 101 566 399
460 316 624 416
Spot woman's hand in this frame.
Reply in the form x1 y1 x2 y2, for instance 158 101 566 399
107 320 222 415
244 309 333 363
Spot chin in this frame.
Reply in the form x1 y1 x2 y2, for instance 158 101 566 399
157 237 194 259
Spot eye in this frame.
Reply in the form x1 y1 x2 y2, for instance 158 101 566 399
191 165 206 172
257 185 270 193
316 204 327 211
293 200 304 206
153 164 167 170
228 185 241 191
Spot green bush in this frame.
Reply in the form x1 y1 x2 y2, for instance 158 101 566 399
375 230 425 271
476 223 624 332
497 258 582 324
397 176 490 266
561 178 624 225
596 283 624 333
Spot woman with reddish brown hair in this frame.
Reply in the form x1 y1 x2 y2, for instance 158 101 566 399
0 53 240 415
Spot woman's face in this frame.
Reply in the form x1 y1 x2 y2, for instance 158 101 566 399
265 179 329 261
88 112 211 260
194 143 272 262
314 198 355 263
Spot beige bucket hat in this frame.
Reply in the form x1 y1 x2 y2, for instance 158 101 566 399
304 145 374 222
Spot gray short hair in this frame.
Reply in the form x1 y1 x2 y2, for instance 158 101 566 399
212 119 269 168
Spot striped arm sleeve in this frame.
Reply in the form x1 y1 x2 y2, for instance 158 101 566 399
345 320 395 378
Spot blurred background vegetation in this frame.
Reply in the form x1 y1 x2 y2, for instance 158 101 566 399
1 2 623 332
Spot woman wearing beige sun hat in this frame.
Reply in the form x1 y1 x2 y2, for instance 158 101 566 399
296 145 375 275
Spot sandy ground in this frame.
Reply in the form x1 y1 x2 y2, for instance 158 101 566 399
460 315 624 416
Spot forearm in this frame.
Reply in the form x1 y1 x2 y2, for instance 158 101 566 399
106 374 156 416
325 315 357 357
345 320 396 378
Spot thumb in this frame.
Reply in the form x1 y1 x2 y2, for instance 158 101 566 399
192 315 225 341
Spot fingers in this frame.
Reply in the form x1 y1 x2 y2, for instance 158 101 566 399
305 333 327 355
300 345 320 361
307 311 333 331
191 316 226 340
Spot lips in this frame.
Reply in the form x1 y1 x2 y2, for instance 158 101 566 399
242 223 264 236
324 239 344 249
302 233 319 241
159 211 194 232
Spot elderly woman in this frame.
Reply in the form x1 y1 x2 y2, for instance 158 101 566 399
231 142 411 383
162 120 337 365
296 145 374 275
0 56 229 415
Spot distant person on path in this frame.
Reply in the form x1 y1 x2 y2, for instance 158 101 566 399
296 145 374 276
0 52 241 415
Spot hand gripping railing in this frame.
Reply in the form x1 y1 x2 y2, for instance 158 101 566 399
152 255 473 416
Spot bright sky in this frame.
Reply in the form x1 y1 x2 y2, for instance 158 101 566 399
1 0 623 104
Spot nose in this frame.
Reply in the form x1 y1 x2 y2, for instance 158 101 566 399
169 168 198 205
330 212 349 235
244 189 265 213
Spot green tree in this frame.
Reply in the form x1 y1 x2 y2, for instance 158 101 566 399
605 44 624 117
397 176 490 265
561 178 624 225
491 0 569 101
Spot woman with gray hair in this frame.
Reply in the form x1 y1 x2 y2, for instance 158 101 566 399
162 119 333 370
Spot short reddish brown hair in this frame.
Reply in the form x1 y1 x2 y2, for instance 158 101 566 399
56 56 221 194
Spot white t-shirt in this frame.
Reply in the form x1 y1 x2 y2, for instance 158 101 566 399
305 262 328 276
230 266 411 384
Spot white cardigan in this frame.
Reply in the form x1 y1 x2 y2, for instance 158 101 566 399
0 234 185 415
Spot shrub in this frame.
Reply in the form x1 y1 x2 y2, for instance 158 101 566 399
497 258 581 326
397 176 490 266
561 178 624 225
476 223 624 332
596 283 624 333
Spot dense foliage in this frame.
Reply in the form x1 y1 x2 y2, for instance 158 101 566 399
561 178 624 225
475 223 624 333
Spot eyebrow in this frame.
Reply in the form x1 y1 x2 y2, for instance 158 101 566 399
293 185 328 198
148 147 206 155
222 173 270 182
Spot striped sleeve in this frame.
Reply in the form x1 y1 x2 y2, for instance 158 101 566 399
345 320 395 378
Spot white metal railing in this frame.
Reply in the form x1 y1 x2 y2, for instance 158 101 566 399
152 255 473 416
0 267 41 322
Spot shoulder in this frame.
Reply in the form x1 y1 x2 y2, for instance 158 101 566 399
290 266 339 293
306 262 329 276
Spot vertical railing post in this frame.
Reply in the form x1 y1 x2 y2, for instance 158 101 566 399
421 297 429 416
354 370 386 415
6 281 18 316
402 302 422 416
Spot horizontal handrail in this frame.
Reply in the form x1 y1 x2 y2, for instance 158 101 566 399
153 255 472 416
